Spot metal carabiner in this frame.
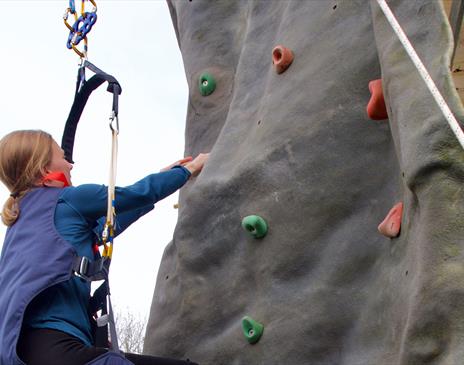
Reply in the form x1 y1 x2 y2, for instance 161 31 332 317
89 0 98 13
71 36 88 59
63 7 78 32
109 113 119 135
101 223 114 259
76 60 86 93
81 0 97 17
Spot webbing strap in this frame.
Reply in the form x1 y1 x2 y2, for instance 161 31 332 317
106 126 118 229
107 290 120 353
73 256 120 353
89 280 109 315
61 60 122 163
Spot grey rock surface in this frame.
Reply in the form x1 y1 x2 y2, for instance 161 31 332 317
144 1 464 364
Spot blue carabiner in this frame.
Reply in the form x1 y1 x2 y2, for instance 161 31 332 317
69 0 76 13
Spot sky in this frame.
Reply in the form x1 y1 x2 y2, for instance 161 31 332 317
0 1 189 318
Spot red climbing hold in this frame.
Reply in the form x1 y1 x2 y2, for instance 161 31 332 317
272 45 294 74
367 79 388 120
378 202 403 238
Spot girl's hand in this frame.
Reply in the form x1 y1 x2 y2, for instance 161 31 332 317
160 156 193 172
184 153 209 177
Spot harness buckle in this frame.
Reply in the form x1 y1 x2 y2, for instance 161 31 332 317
97 314 109 327
74 256 90 280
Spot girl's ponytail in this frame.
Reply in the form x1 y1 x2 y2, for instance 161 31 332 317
0 130 53 226
2 195 20 226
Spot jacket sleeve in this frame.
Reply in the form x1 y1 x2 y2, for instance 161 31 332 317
62 166 190 224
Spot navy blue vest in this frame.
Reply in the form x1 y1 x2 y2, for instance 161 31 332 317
0 188 133 365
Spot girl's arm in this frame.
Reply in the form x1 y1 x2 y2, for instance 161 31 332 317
62 166 190 223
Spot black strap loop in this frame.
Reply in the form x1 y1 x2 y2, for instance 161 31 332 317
89 281 110 348
89 281 109 315
61 60 122 163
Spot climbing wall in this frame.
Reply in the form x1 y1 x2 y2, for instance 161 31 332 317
144 1 464 364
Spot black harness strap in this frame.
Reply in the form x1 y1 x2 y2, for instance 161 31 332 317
73 255 111 347
89 280 109 315
61 60 122 163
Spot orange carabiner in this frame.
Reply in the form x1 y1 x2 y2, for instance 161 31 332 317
63 7 78 32
81 0 97 17
71 36 88 59
101 223 114 259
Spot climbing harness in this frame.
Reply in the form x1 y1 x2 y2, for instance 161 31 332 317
62 0 123 354
375 0 464 150
63 62 122 351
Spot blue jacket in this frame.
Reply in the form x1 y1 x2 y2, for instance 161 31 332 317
0 166 190 364
23 167 190 346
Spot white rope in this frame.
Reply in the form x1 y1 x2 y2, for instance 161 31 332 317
105 115 119 353
107 117 118 227
376 0 464 150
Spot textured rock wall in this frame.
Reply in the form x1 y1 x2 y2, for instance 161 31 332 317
144 1 464 364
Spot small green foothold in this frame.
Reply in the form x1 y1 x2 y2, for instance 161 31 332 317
242 316 264 344
241 215 268 238
198 72 216 96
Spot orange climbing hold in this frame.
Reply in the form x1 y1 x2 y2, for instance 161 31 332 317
378 202 403 238
272 45 294 74
367 79 388 120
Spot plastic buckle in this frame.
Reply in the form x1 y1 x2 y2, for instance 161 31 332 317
97 314 109 327
75 256 90 280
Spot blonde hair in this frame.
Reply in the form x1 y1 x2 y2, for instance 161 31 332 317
0 130 53 226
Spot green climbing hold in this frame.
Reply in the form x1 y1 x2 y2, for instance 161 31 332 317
241 215 268 239
198 72 216 96
242 316 264 344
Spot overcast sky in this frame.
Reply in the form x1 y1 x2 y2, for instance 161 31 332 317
0 1 189 318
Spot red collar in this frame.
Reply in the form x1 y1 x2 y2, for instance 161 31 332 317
42 172 70 188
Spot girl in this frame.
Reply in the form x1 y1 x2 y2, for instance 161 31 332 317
0 130 206 365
